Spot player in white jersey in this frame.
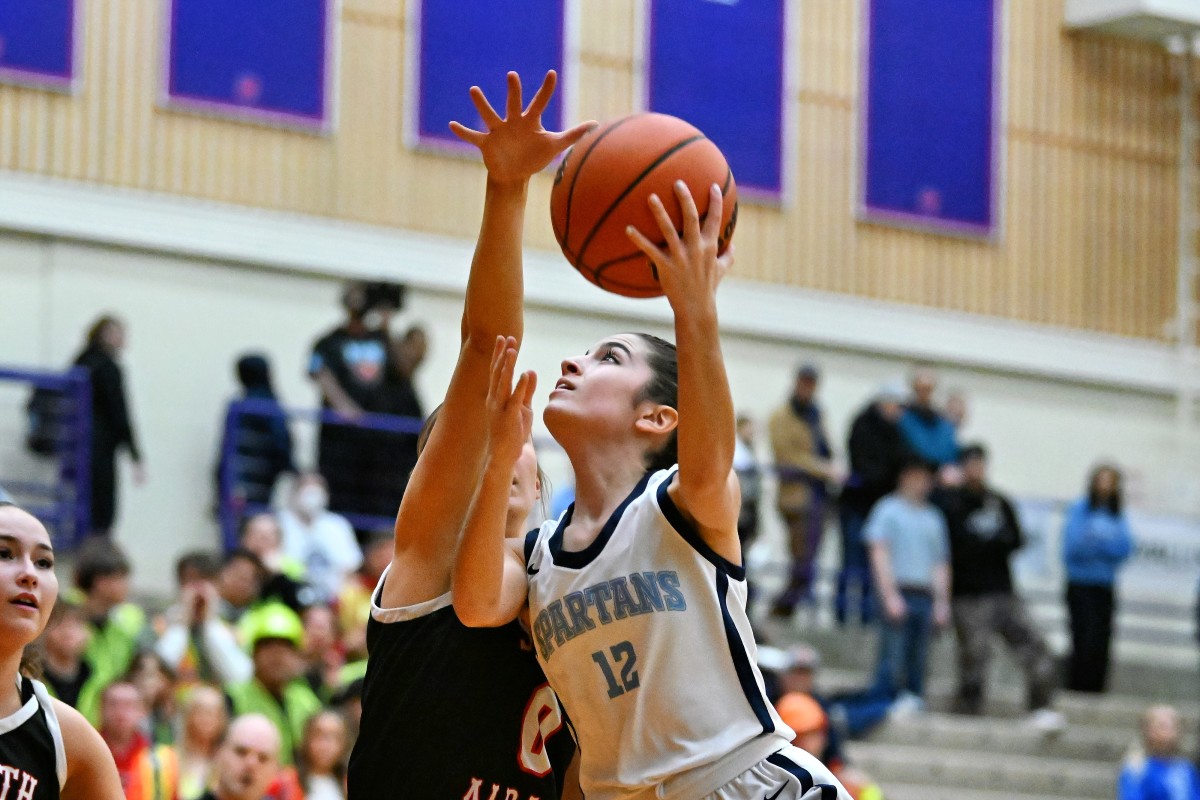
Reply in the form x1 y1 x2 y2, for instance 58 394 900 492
453 184 849 800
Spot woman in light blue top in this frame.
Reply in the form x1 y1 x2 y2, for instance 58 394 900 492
1062 463 1133 693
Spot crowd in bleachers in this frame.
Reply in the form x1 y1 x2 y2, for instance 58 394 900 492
10 283 1193 799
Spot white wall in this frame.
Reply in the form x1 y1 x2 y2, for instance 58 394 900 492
0 231 1182 594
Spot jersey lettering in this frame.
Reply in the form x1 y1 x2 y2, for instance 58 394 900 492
461 777 542 800
533 571 686 660
0 767 37 800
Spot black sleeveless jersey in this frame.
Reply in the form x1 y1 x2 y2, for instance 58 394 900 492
0 678 64 800
347 577 573 800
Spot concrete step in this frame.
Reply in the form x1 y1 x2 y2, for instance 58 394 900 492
878 782 1096 800
845 741 1117 797
869 712 1136 762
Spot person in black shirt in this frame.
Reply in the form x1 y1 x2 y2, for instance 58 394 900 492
932 444 1064 730
835 382 910 626
347 70 589 800
0 502 125 798
216 354 296 518
73 316 145 536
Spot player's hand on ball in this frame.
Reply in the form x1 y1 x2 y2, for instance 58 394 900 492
625 181 732 315
449 71 597 185
485 336 537 467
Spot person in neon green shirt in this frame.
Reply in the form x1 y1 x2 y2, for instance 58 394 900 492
224 602 321 766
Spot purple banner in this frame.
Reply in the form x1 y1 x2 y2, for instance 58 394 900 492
861 0 1000 237
647 0 787 199
414 0 565 152
165 0 333 131
0 2 77 91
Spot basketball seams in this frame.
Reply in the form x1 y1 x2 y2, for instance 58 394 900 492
559 115 639 259
573 134 706 270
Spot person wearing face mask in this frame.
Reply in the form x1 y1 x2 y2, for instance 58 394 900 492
278 475 361 606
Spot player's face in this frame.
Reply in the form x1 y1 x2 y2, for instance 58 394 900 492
508 440 540 528
545 334 656 441
0 508 58 646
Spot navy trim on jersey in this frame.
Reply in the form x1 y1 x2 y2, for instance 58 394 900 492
549 471 653 569
767 752 837 799
656 471 747 581
717 570 774 734
523 529 539 566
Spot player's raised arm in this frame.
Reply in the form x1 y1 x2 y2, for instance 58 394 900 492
626 181 742 564
453 338 535 628
385 71 594 608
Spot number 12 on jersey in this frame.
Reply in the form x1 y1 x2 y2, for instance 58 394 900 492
591 640 640 699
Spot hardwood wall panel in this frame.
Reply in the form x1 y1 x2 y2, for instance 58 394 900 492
0 0 1191 341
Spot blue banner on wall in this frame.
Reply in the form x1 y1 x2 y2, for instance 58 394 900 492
166 0 332 130
862 0 999 236
647 0 786 199
415 0 565 150
0 2 77 91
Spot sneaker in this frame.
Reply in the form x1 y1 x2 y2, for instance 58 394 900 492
887 692 926 720
1027 708 1067 734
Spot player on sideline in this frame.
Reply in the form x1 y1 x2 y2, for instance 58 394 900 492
0 502 124 800
453 182 851 800
345 71 592 800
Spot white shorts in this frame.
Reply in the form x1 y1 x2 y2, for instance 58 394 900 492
702 746 849 800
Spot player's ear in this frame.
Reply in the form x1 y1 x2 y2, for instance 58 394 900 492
634 403 678 438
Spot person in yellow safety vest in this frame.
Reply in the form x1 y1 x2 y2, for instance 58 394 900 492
74 538 149 724
41 589 111 725
224 602 321 766
101 680 180 800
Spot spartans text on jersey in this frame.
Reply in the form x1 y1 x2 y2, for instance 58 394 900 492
531 570 686 660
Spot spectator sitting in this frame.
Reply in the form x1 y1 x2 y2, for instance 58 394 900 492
933 443 1064 732
300 605 344 701
41 591 107 724
336 529 391 661
225 603 322 766
898 365 959 468
837 380 911 627
1063 463 1134 693
199 713 283 800
156 551 253 687
279 475 362 606
1118 705 1200 800
774 692 882 800
297 710 348 800
100 680 179 800
74 537 149 723
218 549 267 628
240 513 310 612
216 353 296 522
127 651 179 746
768 363 839 617
177 685 228 800
865 458 951 714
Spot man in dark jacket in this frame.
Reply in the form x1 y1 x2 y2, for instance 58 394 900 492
217 354 296 517
836 381 909 626
932 443 1064 731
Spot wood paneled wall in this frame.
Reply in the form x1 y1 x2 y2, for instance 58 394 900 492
0 0 1191 341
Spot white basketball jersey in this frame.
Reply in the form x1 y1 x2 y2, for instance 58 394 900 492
524 468 793 800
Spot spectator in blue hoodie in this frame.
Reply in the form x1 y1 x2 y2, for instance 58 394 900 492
1063 463 1134 693
1118 704 1200 800
898 366 959 468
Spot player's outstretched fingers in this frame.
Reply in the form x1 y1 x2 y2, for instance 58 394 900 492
505 72 524 121
524 70 557 119
468 85 503 129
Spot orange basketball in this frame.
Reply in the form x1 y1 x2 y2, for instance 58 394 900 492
550 113 738 299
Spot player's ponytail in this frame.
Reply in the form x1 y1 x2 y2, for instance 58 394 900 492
633 333 678 473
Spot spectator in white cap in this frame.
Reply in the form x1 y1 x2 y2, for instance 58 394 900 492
835 380 912 627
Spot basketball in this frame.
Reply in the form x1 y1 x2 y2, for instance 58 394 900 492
550 113 738 298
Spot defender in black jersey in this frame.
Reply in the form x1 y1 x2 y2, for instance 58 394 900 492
0 503 124 800
346 72 592 799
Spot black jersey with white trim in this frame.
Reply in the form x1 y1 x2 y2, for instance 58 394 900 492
0 677 66 800
347 566 573 800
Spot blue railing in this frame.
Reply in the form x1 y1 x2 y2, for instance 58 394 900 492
216 398 424 549
0 366 91 547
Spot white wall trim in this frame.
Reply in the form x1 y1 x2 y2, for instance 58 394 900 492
0 170 1181 394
